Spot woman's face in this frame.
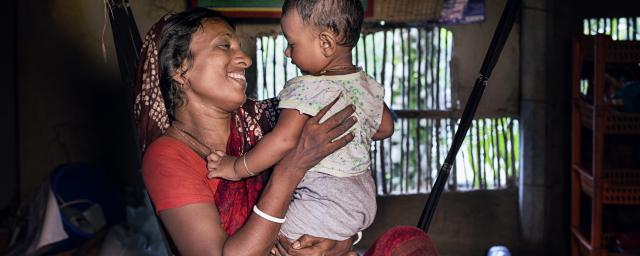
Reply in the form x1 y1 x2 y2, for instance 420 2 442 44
181 19 251 112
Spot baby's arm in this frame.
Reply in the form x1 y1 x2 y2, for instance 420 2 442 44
207 109 309 180
372 103 394 141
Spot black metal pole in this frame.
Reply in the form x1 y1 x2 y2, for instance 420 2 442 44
107 0 142 91
417 0 521 232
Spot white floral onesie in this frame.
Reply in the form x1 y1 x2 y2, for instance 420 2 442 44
277 70 383 241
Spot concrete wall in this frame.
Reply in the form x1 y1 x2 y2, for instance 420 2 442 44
446 0 520 118
520 0 553 252
16 0 187 200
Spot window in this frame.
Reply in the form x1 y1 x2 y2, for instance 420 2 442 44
583 17 640 41
580 17 640 96
256 26 520 195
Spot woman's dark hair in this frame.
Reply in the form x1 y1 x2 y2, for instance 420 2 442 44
282 0 363 47
158 7 234 121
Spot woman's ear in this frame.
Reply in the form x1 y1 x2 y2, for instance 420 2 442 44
318 31 337 57
171 63 189 89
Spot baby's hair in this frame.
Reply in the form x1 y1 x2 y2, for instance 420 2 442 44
282 0 364 47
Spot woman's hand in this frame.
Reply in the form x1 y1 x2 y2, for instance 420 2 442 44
222 94 357 256
278 94 357 177
272 234 357 256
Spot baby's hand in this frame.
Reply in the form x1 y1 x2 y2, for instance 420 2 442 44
206 151 239 181
206 150 225 172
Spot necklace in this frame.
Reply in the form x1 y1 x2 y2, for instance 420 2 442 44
166 113 248 160
319 65 360 75
167 124 213 159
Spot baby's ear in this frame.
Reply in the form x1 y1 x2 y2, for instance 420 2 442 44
318 31 337 57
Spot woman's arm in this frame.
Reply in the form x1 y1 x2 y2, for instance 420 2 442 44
159 96 357 256
224 100 356 255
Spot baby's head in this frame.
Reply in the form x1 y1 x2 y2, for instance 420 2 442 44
281 0 364 75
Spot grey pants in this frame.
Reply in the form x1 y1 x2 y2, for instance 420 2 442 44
279 171 377 241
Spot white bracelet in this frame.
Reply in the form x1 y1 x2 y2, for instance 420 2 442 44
253 205 286 223
353 231 362 245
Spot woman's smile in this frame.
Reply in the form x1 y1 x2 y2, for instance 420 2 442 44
227 71 246 89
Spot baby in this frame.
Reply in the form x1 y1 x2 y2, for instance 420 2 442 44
208 0 394 242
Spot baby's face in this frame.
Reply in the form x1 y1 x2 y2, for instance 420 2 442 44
281 10 328 75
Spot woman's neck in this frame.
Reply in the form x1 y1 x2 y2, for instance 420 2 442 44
172 105 231 152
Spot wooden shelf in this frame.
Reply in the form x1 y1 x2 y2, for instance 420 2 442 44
576 38 640 64
572 164 640 205
570 228 623 256
572 227 593 253
570 34 640 256
575 98 640 135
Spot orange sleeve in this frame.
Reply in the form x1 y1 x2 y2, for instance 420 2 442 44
142 137 221 213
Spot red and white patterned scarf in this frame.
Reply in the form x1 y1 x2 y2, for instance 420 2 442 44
133 14 172 152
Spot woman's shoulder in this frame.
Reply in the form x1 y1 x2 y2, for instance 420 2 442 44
144 136 193 159
142 136 203 174
142 136 217 213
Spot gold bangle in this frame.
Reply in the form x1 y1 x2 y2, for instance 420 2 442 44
242 155 255 176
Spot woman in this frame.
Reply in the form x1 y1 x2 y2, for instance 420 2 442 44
135 8 357 255
136 7 438 256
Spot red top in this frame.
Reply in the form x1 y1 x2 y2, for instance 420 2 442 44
141 99 280 235
142 136 221 213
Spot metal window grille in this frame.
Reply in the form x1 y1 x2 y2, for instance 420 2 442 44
584 17 640 41
256 26 520 195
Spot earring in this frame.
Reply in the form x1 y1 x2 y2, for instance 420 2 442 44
179 74 190 89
